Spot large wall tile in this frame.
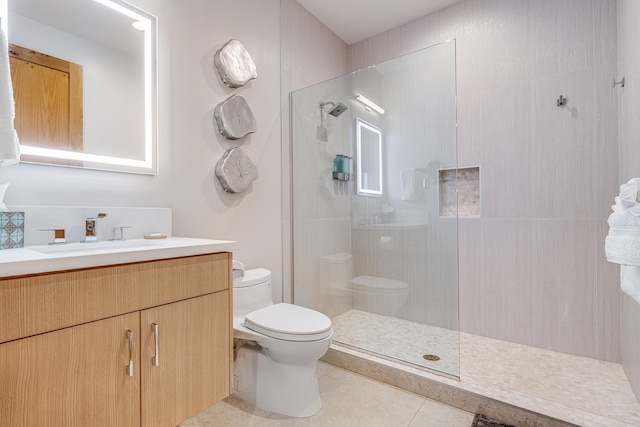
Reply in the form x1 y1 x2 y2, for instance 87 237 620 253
532 219 598 357
597 220 621 362
460 219 536 344
594 65 619 220
530 70 596 219
622 294 640 402
468 85 533 219
618 0 640 396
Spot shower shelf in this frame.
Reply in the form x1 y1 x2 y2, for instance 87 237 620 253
332 172 351 181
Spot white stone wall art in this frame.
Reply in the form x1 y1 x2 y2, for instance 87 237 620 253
214 94 257 140
214 39 257 88
215 147 258 194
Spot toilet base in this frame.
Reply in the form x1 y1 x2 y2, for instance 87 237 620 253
233 345 322 417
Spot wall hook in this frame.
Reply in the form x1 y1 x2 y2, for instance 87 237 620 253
613 77 625 88
557 95 567 107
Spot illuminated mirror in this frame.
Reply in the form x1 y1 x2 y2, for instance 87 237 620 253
356 118 382 196
5 0 157 174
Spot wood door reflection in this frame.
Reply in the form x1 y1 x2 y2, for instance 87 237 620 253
9 44 83 167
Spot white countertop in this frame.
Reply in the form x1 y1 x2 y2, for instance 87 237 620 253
0 237 237 278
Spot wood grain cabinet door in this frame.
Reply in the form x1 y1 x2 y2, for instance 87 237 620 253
8 43 83 166
0 312 140 427
140 292 230 427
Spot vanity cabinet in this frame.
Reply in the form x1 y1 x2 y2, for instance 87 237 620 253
0 312 141 426
0 252 232 427
140 292 230 426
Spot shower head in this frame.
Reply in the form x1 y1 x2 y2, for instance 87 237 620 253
328 102 348 117
320 101 348 117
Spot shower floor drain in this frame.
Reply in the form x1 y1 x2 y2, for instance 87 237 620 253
422 354 440 361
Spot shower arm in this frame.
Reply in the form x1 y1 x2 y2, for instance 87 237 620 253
319 101 334 127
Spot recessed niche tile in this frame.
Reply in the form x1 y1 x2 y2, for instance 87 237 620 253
439 167 480 217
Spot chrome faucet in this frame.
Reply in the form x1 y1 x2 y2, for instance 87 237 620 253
38 228 66 244
84 218 98 242
84 212 107 242
110 226 133 241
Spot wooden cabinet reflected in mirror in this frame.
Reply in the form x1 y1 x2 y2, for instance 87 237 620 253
9 44 82 167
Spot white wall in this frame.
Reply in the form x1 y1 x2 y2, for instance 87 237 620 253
617 0 640 403
0 0 284 299
349 0 620 362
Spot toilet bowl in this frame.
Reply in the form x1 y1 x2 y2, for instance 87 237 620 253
319 253 410 316
348 275 409 316
232 266 333 417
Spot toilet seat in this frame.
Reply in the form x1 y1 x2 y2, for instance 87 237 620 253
244 303 332 342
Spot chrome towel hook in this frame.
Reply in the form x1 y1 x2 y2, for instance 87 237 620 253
557 95 567 106
613 77 625 88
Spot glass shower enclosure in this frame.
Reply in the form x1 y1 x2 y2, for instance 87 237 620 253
290 41 459 378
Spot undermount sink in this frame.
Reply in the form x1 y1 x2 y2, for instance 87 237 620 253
30 239 177 255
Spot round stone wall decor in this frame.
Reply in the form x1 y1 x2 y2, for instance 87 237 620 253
214 94 256 140
214 39 257 88
215 147 258 193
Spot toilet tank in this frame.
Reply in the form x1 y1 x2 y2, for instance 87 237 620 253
319 253 352 295
233 268 273 316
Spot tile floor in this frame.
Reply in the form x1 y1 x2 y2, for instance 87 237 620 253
331 310 640 427
183 309 640 426
181 362 475 427
332 309 460 376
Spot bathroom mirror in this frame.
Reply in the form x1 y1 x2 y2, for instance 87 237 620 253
356 118 382 196
5 0 157 174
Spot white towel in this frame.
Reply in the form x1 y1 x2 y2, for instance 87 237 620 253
605 178 640 305
611 178 640 216
401 168 415 201
621 265 640 306
0 23 20 167
605 229 640 266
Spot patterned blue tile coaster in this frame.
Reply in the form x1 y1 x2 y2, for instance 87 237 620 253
1 211 25 249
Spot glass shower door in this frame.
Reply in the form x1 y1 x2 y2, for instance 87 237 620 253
291 40 458 378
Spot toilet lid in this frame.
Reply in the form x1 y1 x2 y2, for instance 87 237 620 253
348 275 409 293
244 303 332 342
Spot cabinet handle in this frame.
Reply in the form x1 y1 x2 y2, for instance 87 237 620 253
126 330 134 377
152 323 159 367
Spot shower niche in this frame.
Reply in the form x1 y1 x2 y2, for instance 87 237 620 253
291 41 458 378
439 166 480 217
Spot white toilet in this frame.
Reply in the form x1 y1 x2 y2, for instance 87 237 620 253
320 253 409 316
232 266 333 417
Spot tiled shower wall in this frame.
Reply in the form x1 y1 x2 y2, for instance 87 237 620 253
280 0 350 307
349 0 620 362
617 0 640 402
